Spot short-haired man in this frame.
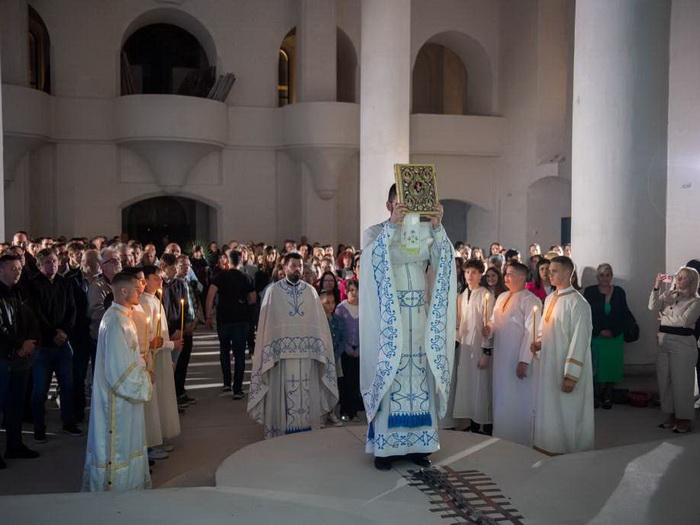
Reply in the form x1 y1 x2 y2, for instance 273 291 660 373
173 255 198 405
247 253 338 436
88 248 122 346
530 256 593 455
27 249 82 442
206 250 256 399
82 272 153 491
482 262 541 446
0 254 40 467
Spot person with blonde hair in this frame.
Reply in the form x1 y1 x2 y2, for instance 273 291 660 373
650 267 700 434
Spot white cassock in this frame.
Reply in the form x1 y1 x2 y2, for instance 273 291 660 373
533 286 594 455
360 222 456 457
453 287 493 425
82 303 153 491
131 306 163 447
140 292 181 440
247 279 338 438
489 289 541 446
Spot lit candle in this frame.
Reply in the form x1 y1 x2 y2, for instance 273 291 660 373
180 298 186 334
532 306 538 343
483 292 490 326
144 317 150 356
156 313 162 339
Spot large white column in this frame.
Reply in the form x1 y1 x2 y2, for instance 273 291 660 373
359 0 411 234
571 0 670 365
667 0 700 270
297 0 336 102
0 31 6 240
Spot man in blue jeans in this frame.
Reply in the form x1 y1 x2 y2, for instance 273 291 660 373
26 248 82 443
206 250 256 400
0 254 41 468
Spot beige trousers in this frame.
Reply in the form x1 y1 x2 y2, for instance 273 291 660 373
656 333 697 420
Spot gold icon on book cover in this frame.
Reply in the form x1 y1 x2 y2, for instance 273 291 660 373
393 163 439 214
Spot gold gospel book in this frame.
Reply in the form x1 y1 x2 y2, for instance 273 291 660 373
394 163 439 214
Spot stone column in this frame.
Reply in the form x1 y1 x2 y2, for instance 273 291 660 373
359 0 411 235
571 0 670 365
0 31 6 240
297 0 336 102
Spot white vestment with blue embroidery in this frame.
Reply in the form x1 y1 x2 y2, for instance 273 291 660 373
360 222 456 457
247 279 339 439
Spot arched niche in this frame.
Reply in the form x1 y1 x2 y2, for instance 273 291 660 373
278 27 296 107
526 176 572 249
413 31 493 116
122 195 217 251
120 8 217 97
28 5 51 94
337 27 358 103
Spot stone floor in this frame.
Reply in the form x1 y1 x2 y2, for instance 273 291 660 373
1 330 699 524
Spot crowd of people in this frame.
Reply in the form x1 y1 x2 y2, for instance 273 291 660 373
0 207 698 483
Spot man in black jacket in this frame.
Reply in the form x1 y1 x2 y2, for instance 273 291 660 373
0 254 40 468
26 248 82 443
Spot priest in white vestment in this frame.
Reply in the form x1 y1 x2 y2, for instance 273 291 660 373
82 272 153 491
360 185 456 470
247 253 338 438
483 262 541 446
140 266 183 443
531 256 594 455
453 259 493 433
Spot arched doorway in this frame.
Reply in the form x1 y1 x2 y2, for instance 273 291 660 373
122 196 216 252
28 5 51 93
526 177 571 249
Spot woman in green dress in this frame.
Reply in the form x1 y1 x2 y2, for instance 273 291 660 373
583 264 630 409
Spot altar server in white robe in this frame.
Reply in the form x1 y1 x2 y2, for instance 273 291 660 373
82 272 153 491
483 262 540 446
140 265 183 445
361 184 456 471
453 259 493 434
530 256 593 455
247 253 338 438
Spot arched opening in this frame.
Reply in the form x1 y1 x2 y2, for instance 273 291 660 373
121 23 214 96
122 196 217 252
412 32 493 116
337 28 357 103
526 177 571 249
413 43 467 115
28 5 51 94
441 199 471 244
278 28 296 107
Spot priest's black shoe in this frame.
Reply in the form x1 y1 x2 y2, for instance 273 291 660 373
5 444 40 459
409 454 431 468
374 457 392 471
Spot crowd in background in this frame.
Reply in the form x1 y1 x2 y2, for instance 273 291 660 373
1 228 699 471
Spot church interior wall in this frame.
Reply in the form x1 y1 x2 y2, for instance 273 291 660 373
667 0 700 272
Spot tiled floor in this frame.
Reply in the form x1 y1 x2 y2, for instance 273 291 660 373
1 330 699 524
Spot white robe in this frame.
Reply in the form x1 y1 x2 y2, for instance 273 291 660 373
131 306 163 447
453 286 493 424
489 289 541 446
360 222 456 457
247 279 338 438
140 292 181 440
82 303 153 492
533 286 594 455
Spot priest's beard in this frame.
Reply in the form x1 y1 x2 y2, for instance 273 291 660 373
286 273 301 284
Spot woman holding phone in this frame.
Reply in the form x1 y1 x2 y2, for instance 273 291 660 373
649 267 700 434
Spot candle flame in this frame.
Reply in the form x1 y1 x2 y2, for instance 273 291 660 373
533 306 538 312
181 298 185 304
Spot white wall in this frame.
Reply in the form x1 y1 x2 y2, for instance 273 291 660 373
667 0 700 270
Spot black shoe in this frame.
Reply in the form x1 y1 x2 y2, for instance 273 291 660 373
178 407 186 415
469 422 482 434
179 394 197 405
221 386 232 393
149 459 155 467
177 397 190 407
63 424 84 437
482 424 493 436
374 457 392 471
602 399 612 410
409 454 431 468
5 444 40 459
232 392 245 400
34 428 47 444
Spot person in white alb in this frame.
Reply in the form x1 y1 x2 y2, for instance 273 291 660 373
483 262 541 447
82 272 153 491
530 256 593 455
649 267 700 434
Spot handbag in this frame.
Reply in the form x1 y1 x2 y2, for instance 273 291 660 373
623 307 640 343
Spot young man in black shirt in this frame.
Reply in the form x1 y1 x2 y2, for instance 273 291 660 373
205 250 256 399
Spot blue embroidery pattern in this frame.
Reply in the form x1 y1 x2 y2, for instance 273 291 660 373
397 290 427 308
285 372 311 433
363 224 400 421
367 429 438 451
278 279 307 317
